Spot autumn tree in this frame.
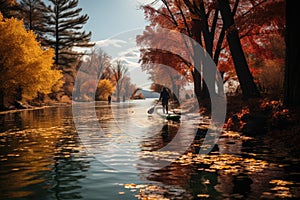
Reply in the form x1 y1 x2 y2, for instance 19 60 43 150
139 0 286 104
45 0 94 69
121 76 136 100
138 0 225 106
73 48 112 101
0 14 63 109
182 0 224 100
111 60 128 102
139 48 189 100
85 48 112 80
183 0 284 99
137 0 228 111
96 79 115 101
217 0 260 98
77 50 136 102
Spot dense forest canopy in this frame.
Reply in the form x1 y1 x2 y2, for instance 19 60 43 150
137 0 286 105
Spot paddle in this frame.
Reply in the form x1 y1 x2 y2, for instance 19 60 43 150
147 102 158 114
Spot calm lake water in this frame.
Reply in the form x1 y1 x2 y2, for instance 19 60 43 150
0 99 299 200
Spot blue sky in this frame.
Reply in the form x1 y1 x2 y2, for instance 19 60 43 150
78 0 150 41
77 0 153 88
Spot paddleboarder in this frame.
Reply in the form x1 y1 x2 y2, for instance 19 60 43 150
108 95 111 104
159 87 170 114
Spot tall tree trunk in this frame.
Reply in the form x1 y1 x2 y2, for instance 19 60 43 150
191 18 210 101
0 90 4 110
198 3 217 98
55 6 59 68
284 0 300 107
16 85 22 101
192 43 211 110
116 83 121 102
192 70 202 107
218 0 260 99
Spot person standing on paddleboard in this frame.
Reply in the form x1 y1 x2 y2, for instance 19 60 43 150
159 87 170 114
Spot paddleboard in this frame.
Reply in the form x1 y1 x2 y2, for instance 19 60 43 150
156 111 181 121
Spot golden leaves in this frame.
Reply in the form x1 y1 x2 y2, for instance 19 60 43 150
0 14 62 99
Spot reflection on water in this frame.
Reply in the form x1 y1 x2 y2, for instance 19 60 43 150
0 100 299 199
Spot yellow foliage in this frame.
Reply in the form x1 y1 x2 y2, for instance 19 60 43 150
96 79 115 101
0 13 63 100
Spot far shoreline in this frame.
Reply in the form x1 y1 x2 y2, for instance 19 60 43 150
0 99 150 115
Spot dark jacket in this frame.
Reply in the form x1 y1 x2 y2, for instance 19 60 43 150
159 88 170 105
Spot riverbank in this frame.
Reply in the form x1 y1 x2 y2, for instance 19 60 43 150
0 102 71 115
224 95 300 158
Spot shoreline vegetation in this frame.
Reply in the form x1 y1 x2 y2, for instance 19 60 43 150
225 96 300 158
0 102 71 115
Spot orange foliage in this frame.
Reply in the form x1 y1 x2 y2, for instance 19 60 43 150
0 14 62 100
138 0 285 94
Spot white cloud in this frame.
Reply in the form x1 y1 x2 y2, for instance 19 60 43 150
119 47 140 58
95 39 127 48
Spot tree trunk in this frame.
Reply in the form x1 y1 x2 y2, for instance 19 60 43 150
198 3 217 98
192 70 202 107
191 18 210 101
218 0 260 99
284 0 300 107
16 85 22 101
116 84 121 102
0 90 4 110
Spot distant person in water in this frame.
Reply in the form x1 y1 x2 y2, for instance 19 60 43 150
159 87 170 114
108 95 111 104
